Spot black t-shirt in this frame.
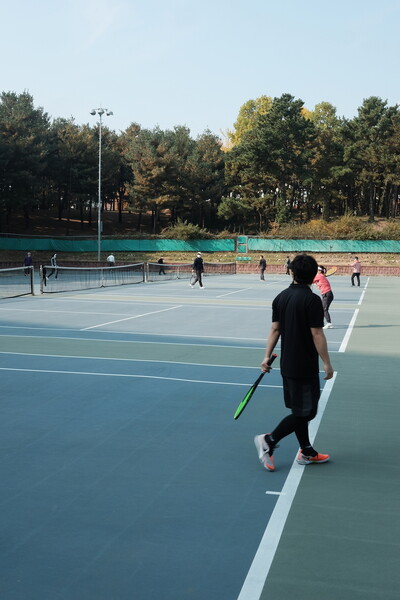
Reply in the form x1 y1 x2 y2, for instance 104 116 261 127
259 258 267 269
193 257 204 271
272 283 324 378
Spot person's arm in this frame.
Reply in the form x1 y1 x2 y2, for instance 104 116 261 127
261 321 281 372
311 327 334 380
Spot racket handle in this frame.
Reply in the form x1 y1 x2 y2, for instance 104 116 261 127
267 353 278 366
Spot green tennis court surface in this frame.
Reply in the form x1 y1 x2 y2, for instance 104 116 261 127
0 274 398 599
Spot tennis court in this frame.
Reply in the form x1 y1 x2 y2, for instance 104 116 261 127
0 271 399 599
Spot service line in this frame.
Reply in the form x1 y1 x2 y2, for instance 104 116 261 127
81 305 182 330
216 288 252 298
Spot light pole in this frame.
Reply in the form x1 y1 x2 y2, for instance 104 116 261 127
90 107 113 261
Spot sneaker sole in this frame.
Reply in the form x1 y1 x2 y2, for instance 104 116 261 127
297 454 330 465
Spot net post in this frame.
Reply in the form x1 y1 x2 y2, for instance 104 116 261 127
30 266 34 295
39 265 44 294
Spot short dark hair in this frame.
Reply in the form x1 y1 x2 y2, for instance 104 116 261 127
290 254 318 284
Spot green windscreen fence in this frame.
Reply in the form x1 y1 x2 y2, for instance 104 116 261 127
0 238 235 252
247 239 400 253
0 237 399 253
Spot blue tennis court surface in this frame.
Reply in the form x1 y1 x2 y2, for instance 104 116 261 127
1 273 391 600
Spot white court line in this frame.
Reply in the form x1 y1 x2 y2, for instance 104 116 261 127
0 326 267 343
336 277 368 352
0 308 130 316
0 332 265 351
339 308 359 352
358 276 369 305
216 288 252 298
0 352 329 380
237 373 336 600
0 350 267 371
81 305 182 330
0 367 283 388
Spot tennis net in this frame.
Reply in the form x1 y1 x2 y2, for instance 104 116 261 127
0 266 34 299
146 261 236 282
146 263 193 282
41 263 145 293
203 262 236 276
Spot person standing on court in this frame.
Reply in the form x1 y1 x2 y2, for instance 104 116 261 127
107 253 115 266
23 251 33 275
258 255 267 281
47 253 58 279
351 256 361 286
313 265 334 329
158 257 166 275
254 253 333 472
190 252 204 288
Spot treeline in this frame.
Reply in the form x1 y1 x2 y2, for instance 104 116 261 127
0 91 399 235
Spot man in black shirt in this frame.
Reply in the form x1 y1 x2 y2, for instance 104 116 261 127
157 257 166 275
258 255 267 280
190 252 204 288
254 254 333 471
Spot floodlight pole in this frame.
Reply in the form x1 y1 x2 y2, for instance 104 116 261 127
90 108 113 261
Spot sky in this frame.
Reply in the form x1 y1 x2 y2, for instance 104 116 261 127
1 0 400 139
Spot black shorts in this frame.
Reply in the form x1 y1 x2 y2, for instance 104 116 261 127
282 375 320 419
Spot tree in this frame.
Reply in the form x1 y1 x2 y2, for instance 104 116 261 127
225 93 316 228
124 126 171 233
309 102 347 221
187 130 225 228
0 91 50 231
228 95 273 147
344 97 398 221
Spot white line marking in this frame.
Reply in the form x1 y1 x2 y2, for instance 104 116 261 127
237 374 336 600
0 308 131 316
0 328 268 344
358 277 369 305
0 366 283 388
0 333 265 351
216 288 252 298
265 491 286 496
339 308 359 353
0 351 264 370
81 305 182 330
0 326 267 342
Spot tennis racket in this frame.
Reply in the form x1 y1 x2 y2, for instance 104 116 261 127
190 270 196 285
233 354 278 420
325 266 337 277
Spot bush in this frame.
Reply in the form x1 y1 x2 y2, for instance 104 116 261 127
380 221 400 240
161 219 214 240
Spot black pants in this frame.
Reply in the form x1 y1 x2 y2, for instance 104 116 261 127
321 291 334 323
272 376 320 449
351 273 360 286
192 270 203 287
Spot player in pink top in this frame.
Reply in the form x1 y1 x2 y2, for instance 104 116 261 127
313 266 334 328
351 257 361 286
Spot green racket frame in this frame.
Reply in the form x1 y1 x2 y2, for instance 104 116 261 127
233 353 278 420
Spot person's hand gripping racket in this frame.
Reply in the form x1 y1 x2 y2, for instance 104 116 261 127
233 354 278 420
